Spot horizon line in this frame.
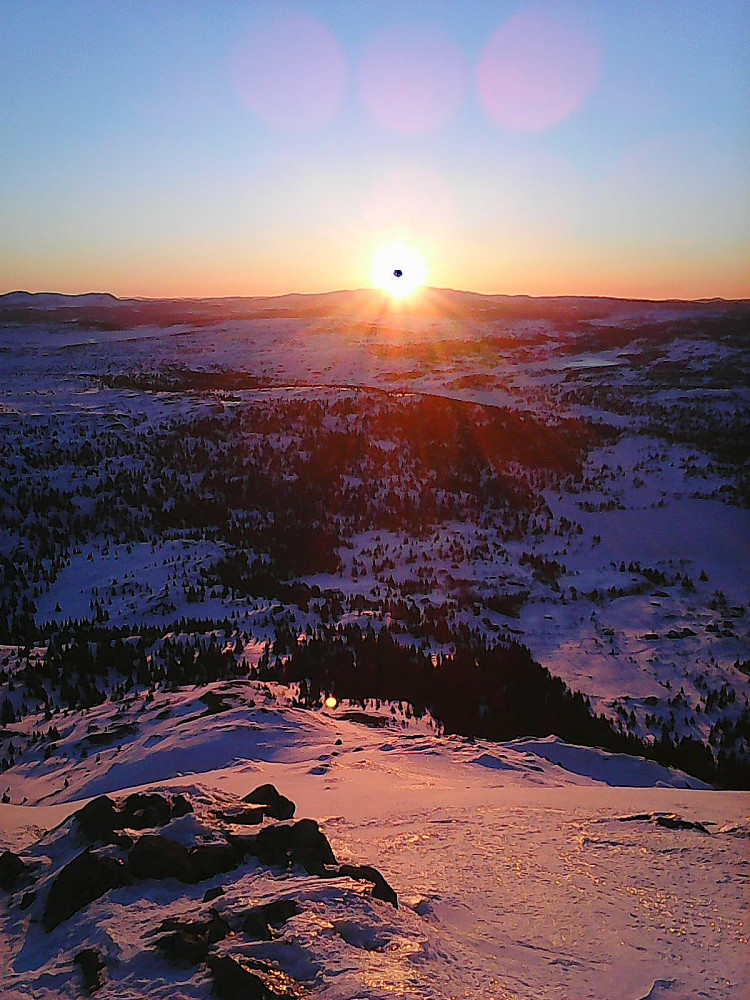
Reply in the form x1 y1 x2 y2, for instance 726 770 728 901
2 286 748 306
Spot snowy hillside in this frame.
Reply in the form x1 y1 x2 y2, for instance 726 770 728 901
0 291 748 996
1 680 746 999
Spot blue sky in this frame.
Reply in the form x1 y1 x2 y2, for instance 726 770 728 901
1 0 748 297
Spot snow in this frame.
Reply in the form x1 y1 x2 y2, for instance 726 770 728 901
0 685 747 998
1 291 748 997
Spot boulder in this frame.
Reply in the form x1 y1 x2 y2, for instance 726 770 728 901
0 849 27 891
338 863 398 909
203 885 225 903
253 819 337 875
208 955 300 999
241 897 300 939
208 955 268 999
242 783 295 820
121 792 192 829
43 849 129 931
156 910 230 964
289 818 337 875
128 835 197 884
157 927 209 966
75 792 193 844
75 796 119 843
74 948 105 994
189 843 239 881
218 807 266 826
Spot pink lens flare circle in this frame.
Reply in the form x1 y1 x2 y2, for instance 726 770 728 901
477 12 601 132
232 14 347 132
359 23 466 133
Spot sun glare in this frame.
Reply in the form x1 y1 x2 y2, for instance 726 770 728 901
371 243 427 299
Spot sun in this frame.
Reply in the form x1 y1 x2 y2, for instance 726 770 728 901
371 243 427 299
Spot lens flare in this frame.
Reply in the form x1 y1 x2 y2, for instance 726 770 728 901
477 12 601 132
371 243 427 299
232 14 346 132
324 696 338 709
359 23 466 133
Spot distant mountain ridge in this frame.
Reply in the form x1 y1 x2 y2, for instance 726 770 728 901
1 287 747 329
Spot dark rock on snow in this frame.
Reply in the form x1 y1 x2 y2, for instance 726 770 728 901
655 814 710 834
75 792 192 845
189 842 240 880
339 863 399 908
253 818 337 875
156 910 231 965
241 896 301 939
43 849 129 931
128 834 196 884
217 806 267 826
0 849 27 891
208 954 301 999
243 783 296 820
74 948 106 994
203 884 225 903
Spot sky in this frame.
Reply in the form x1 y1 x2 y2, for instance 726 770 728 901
1 0 748 300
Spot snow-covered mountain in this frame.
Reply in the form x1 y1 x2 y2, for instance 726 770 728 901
0 291 748 996
1 678 746 999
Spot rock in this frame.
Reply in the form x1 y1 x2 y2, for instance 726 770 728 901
0 849 27 891
203 885 225 903
75 796 119 843
339 863 398 909
241 910 273 940
253 819 337 875
242 783 296 820
289 818 337 875
43 849 129 931
128 834 197 883
189 843 239 881
259 898 300 926
122 792 191 829
218 807 266 826
75 792 193 844
207 954 301 999
74 948 105 994
157 928 208 966
656 814 710 834
208 955 268 999
156 910 230 964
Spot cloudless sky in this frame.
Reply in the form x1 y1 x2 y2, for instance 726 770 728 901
1 0 748 298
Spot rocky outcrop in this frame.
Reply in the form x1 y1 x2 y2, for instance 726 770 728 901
75 792 192 845
155 911 230 966
74 948 106 994
207 954 302 999
43 849 129 931
0 849 27 891
338 863 398 909
240 897 300 940
128 834 197 883
242 783 296 820
253 817 338 875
